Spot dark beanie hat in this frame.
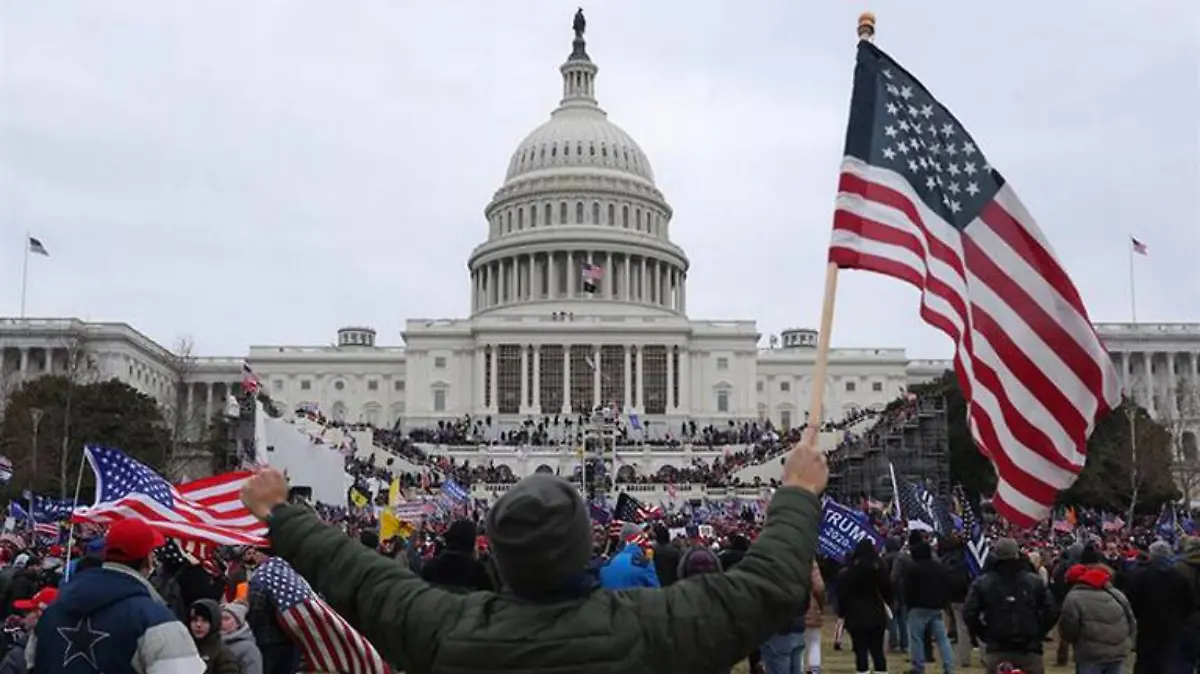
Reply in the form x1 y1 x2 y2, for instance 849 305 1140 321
444 519 477 553
485 474 591 596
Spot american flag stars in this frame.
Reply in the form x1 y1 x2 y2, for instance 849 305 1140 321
92 446 175 509
871 68 1000 229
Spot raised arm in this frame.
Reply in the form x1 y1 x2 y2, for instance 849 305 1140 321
631 487 821 671
267 504 465 672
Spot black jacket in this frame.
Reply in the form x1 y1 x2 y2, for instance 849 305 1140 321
652 544 681 588
420 550 493 594
904 544 950 610
963 560 1058 654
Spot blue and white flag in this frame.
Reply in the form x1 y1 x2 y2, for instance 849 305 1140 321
954 485 989 577
818 499 883 563
895 474 952 535
440 478 469 503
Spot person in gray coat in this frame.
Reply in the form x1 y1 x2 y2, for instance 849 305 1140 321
220 603 263 674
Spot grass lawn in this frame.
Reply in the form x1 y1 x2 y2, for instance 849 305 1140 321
730 628 1076 673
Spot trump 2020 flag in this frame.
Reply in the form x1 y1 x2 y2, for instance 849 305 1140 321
818 499 882 562
829 40 1120 527
252 557 391 674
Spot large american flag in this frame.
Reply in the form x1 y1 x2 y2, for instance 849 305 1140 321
830 41 1120 527
252 557 391 674
71 445 267 546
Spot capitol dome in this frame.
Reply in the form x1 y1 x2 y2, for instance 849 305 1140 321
467 12 689 319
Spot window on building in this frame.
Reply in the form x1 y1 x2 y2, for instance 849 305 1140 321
497 344 521 414
872 381 883 392
368 380 378 391
717 388 729 413
300 380 311 391
780 410 792 429
530 205 537 227
433 389 446 412
607 204 615 225
756 381 763 392
334 380 345 391
592 202 600 224
716 357 729 371
434 356 447 369
845 381 857 392
576 202 584 223
544 204 552 225
394 380 404 391
560 202 568 224
273 380 283 391
780 381 791 392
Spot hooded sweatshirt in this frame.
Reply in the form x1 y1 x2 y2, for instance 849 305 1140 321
220 603 262 674
1058 565 1136 664
188 600 239 674
28 563 204 674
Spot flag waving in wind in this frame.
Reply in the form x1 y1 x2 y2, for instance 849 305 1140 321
252 557 391 674
829 40 1120 527
71 445 266 547
28 237 49 256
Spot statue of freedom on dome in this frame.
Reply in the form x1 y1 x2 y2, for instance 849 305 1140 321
573 8 586 39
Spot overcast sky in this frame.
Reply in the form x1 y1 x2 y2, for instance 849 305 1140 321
1 1 1196 359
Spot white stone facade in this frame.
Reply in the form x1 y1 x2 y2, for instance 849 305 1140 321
0 22 1196 467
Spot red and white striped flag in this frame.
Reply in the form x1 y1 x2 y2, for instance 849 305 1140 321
1131 236 1148 256
71 445 267 546
252 557 391 674
829 41 1120 526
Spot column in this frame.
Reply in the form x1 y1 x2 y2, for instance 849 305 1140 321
532 345 542 410
205 383 214 420
666 346 675 410
1146 352 1158 415
623 255 632 302
623 346 632 409
635 346 644 412
562 347 571 413
519 346 529 412
1169 352 1180 416
593 346 602 406
18 349 28 377
567 252 576 297
489 347 499 412
1122 351 1132 394
677 346 689 410
680 272 687 312
1185 347 1195 400
659 265 667 305
606 252 613 298
476 347 487 410
186 384 195 435
640 258 649 303
548 253 557 299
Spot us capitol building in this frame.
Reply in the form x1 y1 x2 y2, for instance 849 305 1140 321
2 18 1198 464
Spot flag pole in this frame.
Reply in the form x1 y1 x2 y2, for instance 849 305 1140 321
1128 236 1138 324
807 13 873 429
19 232 30 318
62 447 89 582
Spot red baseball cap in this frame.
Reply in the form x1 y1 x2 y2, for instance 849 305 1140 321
13 587 57 612
105 519 165 563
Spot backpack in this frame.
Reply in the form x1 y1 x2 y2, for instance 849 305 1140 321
982 573 1039 647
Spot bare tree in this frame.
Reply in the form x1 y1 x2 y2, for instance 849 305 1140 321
161 335 210 480
58 328 98 498
1167 377 1200 504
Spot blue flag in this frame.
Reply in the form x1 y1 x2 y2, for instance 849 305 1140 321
819 499 883 562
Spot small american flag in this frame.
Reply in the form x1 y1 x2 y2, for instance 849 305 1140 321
829 40 1119 527
581 262 603 293
252 557 391 674
241 361 260 396
614 492 659 523
71 445 266 547
1131 237 1148 256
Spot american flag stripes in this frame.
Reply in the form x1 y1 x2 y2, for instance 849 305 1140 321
1130 237 1148 256
71 445 267 547
581 262 603 293
614 492 659 523
252 557 391 674
830 41 1120 527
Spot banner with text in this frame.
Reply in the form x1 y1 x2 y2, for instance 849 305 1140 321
818 499 883 562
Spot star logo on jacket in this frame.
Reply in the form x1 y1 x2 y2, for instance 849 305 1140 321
57 616 111 668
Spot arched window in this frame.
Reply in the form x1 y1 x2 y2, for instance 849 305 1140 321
576 201 584 223
544 204 552 225
592 202 600 224
636 209 642 230
517 207 524 229
607 204 615 225
506 211 512 233
622 205 629 228
530 204 538 227
560 202 568 224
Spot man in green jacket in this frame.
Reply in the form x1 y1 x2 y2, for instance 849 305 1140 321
239 427 827 673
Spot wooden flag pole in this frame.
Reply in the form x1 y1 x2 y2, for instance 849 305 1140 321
806 12 876 427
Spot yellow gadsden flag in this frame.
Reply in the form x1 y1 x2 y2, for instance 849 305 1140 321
380 510 416 542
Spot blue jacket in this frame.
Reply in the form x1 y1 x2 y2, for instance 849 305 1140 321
599 545 660 590
29 563 204 674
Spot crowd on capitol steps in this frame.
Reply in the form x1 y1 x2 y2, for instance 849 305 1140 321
0 412 1196 674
